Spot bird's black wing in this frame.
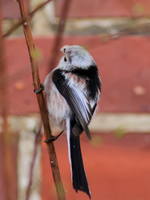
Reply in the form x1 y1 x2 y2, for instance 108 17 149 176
52 69 92 139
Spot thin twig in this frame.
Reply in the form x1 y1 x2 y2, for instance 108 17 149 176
25 124 42 200
48 0 72 70
17 0 66 200
3 0 52 38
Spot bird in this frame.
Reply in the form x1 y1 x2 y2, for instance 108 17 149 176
43 45 101 198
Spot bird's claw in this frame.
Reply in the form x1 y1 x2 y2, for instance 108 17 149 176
44 131 63 144
34 84 44 94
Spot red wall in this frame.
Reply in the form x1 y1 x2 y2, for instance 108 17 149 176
42 133 150 200
4 36 150 115
55 0 150 17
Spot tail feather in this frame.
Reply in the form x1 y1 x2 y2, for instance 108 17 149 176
70 134 91 197
67 118 91 198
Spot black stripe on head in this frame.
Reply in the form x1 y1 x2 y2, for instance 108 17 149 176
71 65 101 99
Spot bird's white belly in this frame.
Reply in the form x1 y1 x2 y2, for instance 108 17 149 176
46 84 70 133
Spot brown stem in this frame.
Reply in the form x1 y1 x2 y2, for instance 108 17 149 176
3 0 52 38
25 125 42 200
16 0 66 200
49 0 72 69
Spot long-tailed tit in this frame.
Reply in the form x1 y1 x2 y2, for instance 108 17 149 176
44 45 101 197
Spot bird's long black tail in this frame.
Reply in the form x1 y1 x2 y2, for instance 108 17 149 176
68 119 91 198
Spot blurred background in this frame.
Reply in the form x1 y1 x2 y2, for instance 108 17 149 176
1 0 150 200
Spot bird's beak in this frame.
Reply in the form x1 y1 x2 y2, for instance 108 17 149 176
60 46 71 62
60 47 64 53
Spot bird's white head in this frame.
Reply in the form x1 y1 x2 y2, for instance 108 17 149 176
57 45 95 70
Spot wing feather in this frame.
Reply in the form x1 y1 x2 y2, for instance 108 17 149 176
52 69 92 139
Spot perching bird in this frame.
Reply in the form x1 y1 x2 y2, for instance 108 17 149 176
43 45 101 198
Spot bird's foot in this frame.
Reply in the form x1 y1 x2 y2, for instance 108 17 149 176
34 84 44 94
44 131 63 144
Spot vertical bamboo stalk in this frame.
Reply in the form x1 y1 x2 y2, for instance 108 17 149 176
17 0 66 200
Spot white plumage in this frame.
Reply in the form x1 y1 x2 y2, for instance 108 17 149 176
44 45 101 197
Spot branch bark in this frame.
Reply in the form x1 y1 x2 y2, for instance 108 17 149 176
17 0 66 200
3 0 52 38
48 0 72 69
25 125 42 200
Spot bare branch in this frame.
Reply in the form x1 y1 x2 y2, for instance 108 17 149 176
25 125 42 200
16 0 66 200
3 0 52 38
48 0 72 69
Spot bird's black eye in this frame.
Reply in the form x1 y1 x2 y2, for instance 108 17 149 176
64 56 67 62
64 48 66 53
